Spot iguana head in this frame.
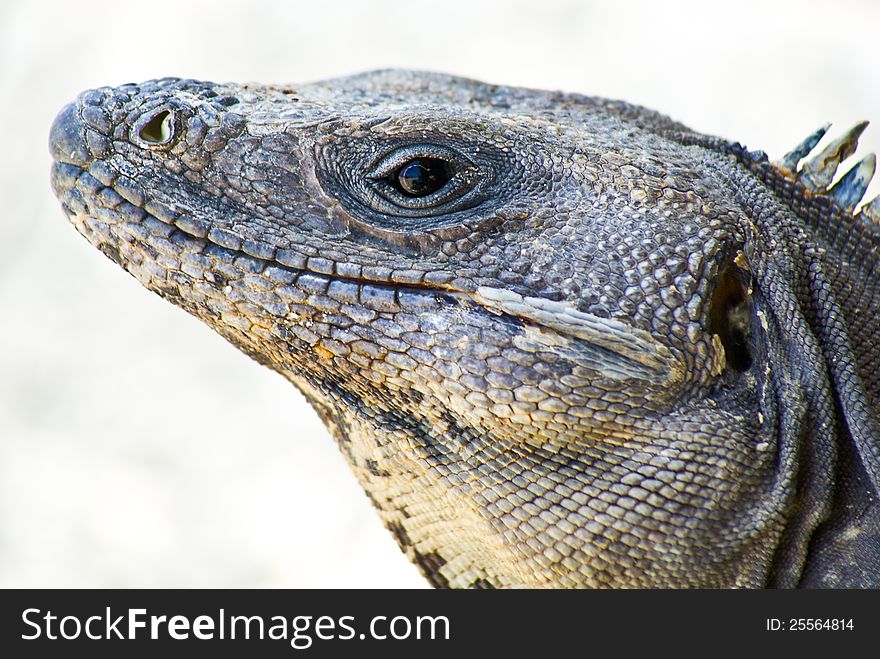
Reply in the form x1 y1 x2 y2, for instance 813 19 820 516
50 70 880 587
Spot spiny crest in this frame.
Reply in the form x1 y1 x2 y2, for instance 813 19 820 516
773 121 880 224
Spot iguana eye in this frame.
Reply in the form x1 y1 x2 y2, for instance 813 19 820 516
367 144 476 211
319 139 504 223
394 158 451 197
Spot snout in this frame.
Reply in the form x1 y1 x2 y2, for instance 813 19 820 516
49 101 91 167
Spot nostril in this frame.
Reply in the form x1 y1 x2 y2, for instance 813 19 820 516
49 102 91 167
133 108 177 148
140 109 173 143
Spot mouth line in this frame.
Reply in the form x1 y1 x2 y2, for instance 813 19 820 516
53 157 461 286
51 159 471 316
52 158 680 384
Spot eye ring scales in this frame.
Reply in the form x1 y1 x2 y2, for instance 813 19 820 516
365 144 482 212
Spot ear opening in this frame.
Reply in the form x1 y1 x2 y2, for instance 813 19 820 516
709 257 754 372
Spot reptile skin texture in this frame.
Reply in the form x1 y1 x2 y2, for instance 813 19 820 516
49 71 880 588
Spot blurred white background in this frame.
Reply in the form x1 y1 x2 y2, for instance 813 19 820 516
1 0 878 587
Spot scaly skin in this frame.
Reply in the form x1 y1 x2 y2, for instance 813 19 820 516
49 71 880 587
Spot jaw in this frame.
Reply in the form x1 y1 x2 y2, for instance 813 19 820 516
53 153 785 588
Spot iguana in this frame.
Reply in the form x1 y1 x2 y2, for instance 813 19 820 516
49 70 880 588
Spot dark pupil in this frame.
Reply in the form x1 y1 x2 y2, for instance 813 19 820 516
395 158 449 197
